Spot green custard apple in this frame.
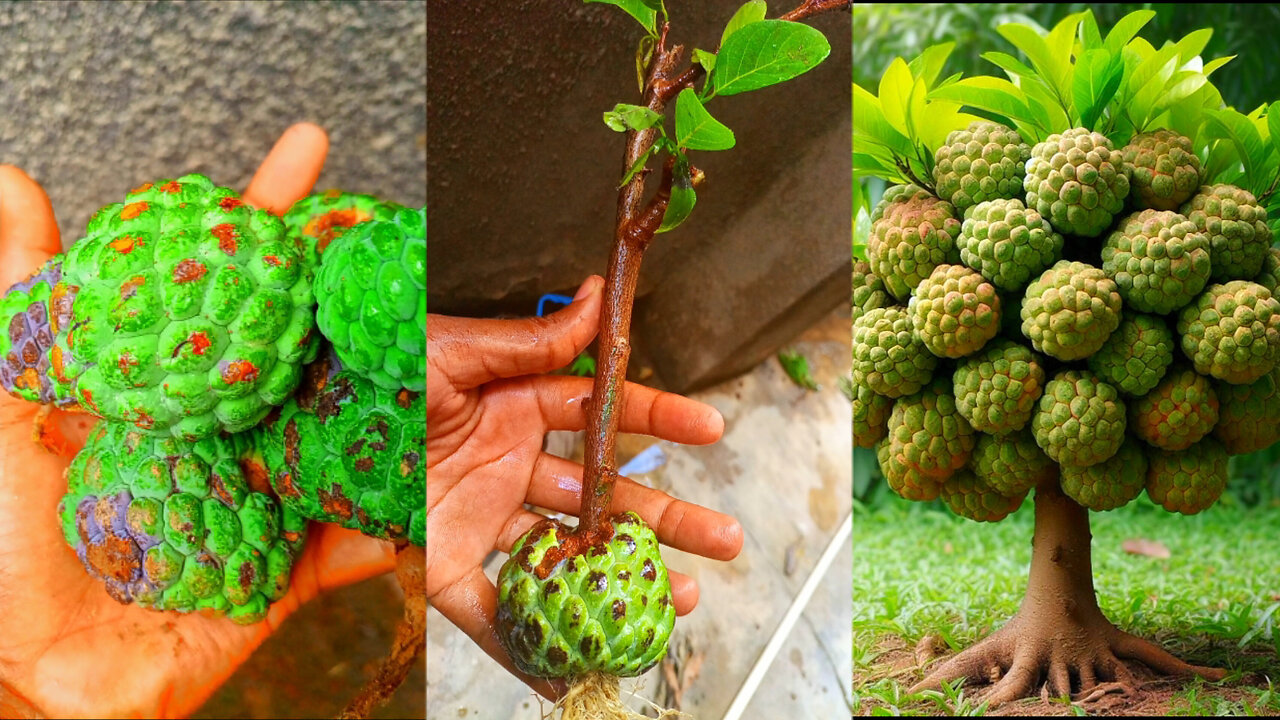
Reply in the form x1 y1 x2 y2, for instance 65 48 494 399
46 174 319 440
932 121 1031 214
1024 128 1130 237
257 352 425 546
867 184 962 300
496 512 675 678
1120 130 1202 211
283 189 405 268
59 421 306 624
315 206 425 392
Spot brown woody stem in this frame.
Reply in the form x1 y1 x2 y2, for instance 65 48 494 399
576 1 846 532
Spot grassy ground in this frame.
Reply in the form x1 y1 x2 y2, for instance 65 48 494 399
854 491 1280 716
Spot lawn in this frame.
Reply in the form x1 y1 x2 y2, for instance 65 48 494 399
853 491 1280 715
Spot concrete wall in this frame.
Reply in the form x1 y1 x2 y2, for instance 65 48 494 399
0 0 427 245
428 0 850 392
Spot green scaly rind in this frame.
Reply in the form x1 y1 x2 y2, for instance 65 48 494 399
283 190 406 269
496 512 675 678
315 207 426 391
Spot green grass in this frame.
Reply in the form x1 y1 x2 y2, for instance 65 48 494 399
854 493 1280 715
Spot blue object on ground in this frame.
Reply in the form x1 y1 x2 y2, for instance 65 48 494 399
537 293 576 317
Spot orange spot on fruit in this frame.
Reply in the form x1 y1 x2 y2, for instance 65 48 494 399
120 275 146 301
129 182 154 195
109 236 139 254
172 259 208 284
117 352 138 374
211 224 238 255
303 209 371 254
120 202 148 221
81 388 99 412
263 255 283 267
157 181 182 194
190 332 212 356
218 196 244 211
221 360 259 385
133 410 155 429
322 189 342 200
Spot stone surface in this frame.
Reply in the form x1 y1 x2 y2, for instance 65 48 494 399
427 0 850 393
0 1 426 245
426 310 852 717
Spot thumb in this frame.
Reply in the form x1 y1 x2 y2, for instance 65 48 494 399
0 166 61 291
428 275 603 390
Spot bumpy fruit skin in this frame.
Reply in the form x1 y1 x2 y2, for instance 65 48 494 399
1101 210 1209 314
496 512 674 678
885 377 975 481
316 207 426 392
1086 313 1174 397
940 469 1024 522
932 121 1032 214
58 422 306 624
1255 247 1280 295
1024 128 1130 237
968 430 1055 497
852 260 889 323
867 185 961 300
852 307 936 398
258 356 425 545
1031 370 1126 467
958 198 1063 292
1181 184 1272 282
910 264 1001 358
284 190 404 268
1213 367 1280 454
1120 130 1202 211
852 375 892 449
1021 261 1122 361
48 174 318 440
1129 367 1218 451
952 339 1045 434
1146 438 1229 514
1059 439 1147 511
877 438 941 502
0 257 76 407
1177 281 1280 384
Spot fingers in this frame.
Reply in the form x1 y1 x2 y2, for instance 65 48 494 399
499 374 723 444
429 565 566 701
494 507 700 615
428 276 603 390
0 165 61 291
242 122 330 215
528 453 743 562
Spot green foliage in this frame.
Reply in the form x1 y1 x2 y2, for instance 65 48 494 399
587 0 833 233
777 347 819 391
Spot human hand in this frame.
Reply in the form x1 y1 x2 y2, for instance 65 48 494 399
0 123 397 719
426 280 745 697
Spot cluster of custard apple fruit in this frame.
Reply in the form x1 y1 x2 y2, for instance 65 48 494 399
0 175 425 624
855 122 1280 521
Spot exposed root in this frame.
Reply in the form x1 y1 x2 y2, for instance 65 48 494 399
338 544 425 719
552 673 684 720
909 623 1223 709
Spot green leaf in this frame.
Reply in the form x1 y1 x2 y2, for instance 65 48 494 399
907 42 954 90
981 51 1037 82
1268 103 1280 163
997 22 1067 104
721 0 766 48
877 58 913 137
692 48 716 74
1203 108 1265 189
1103 10 1155 55
675 88 735 151
657 155 696 233
619 144 659 187
777 348 819 391
929 76 1031 129
603 103 663 133
1171 28 1213 65
712 20 831 96
1072 49 1123 131
584 0 657 36
569 352 597 377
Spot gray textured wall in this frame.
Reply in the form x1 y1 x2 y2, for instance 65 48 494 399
0 0 426 246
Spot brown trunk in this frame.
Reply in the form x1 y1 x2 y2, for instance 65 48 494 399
910 480 1226 706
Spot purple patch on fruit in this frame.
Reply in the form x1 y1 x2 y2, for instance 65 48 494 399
72 490 162 602
0 259 72 406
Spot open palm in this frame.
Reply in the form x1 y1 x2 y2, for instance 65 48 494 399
426 281 744 696
0 125 396 719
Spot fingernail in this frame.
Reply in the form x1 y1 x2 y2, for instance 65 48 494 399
572 275 601 302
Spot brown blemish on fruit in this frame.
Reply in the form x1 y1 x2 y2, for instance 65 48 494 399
263 255 283 267
49 282 77 335
314 377 354 422
220 360 259 385
238 560 257 588
282 529 302 543
353 457 374 473
171 331 213 360
542 581 561 599
15 367 39 391
275 470 302 499
120 275 146 301
317 484 355 519
218 196 244 211
157 180 182 194
129 182 154 195
109 236 139 254
78 507 140 584
399 451 419 477
133 410 155 430
19 339 37 365
211 224 239 255
586 571 607 593
303 208 373 253
121 201 148 221
283 419 301 467
345 438 366 456
238 457 272 496
172 259 208 284
641 559 656 582
532 520 616 581
117 352 138 374
611 599 626 620
578 635 601 658
658 593 671 609
395 389 417 409
209 470 234 507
